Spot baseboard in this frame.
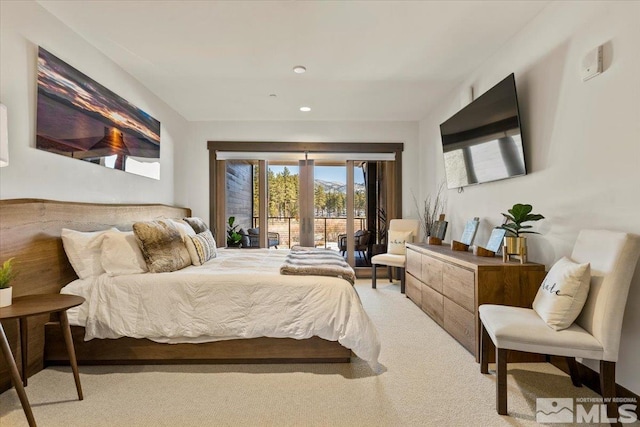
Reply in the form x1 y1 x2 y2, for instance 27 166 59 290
551 356 639 417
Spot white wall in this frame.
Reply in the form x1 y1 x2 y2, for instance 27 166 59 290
176 121 420 221
418 1 640 393
0 0 188 204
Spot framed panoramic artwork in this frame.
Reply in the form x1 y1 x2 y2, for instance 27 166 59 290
36 47 161 179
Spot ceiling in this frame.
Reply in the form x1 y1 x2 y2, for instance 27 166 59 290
38 1 549 122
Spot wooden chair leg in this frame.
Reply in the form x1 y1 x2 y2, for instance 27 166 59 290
600 361 618 424
372 265 377 289
496 348 508 415
480 322 490 374
400 268 405 294
566 357 582 387
388 266 393 282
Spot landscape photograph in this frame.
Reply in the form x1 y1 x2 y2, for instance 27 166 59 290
36 47 161 178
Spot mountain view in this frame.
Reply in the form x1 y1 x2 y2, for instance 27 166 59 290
314 179 366 194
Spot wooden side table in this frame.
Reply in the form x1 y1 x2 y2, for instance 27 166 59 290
0 294 85 427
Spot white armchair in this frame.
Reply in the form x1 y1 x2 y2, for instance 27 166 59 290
371 219 420 293
479 229 640 418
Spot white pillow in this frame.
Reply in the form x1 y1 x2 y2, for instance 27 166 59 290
169 218 196 239
185 230 218 266
61 228 116 279
532 256 591 331
101 230 148 276
388 230 413 255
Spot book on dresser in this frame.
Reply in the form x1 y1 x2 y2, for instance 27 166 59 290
459 217 480 246
404 242 547 363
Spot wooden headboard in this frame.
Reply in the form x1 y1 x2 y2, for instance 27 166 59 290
0 199 191 391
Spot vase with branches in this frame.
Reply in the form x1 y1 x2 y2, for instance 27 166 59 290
413 182 447 242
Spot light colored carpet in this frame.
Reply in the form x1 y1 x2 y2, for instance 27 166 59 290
0 279 603 427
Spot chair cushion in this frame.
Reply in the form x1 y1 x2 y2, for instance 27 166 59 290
371 253 406 268
532 257 591 331
479 304 604 360
388 230 413 255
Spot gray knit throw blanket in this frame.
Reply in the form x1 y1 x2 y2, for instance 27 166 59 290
280 246 356 285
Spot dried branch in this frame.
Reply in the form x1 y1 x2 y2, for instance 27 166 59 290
412 182 447 242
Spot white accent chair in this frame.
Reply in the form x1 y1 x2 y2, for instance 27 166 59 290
371 219 420 293
479 230 640 418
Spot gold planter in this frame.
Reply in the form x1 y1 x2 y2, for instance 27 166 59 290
503 236 527 263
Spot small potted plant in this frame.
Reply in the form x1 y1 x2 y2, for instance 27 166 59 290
226 216 243 247
0 258 16 308
499 203 545 259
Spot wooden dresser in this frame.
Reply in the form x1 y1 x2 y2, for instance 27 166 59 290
405 243 546 362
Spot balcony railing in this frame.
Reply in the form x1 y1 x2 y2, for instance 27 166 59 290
253 216 366 249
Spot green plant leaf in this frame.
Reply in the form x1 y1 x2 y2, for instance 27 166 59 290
0 257 15 289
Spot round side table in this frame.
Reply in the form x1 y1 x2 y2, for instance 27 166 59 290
0 294 84 427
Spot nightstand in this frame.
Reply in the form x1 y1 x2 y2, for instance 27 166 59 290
0 294 85 427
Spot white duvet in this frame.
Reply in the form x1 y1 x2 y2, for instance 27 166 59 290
61 249 380 363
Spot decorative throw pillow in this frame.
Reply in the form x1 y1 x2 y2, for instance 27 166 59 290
132 220 192 273
101 230 148 276
183 217 209 234
185 230 218 266
61 228 117 279
532 257 591 331
169 218 196 239
388 230 413 255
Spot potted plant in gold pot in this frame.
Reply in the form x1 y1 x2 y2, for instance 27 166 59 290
499 204 544 262
0 258 16 308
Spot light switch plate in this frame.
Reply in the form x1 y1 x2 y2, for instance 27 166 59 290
582 45 603 81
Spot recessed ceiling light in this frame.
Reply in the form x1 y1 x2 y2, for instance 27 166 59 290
299 106 311 112
293 65 307 74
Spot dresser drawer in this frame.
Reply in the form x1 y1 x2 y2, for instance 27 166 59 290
406 248 422 278
405 273 422 307
422 255 443 293
442 263 475 312
421 282 444 327
444 298 475 355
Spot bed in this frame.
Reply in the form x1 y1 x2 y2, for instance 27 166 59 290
0 199 378 392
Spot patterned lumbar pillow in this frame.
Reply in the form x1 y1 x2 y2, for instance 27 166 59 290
133 220 192 273
185 229 218 266
532 256 591 331
183 217 209 234
387 230 413 255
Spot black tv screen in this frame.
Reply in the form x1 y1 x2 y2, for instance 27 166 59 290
439 73 526 189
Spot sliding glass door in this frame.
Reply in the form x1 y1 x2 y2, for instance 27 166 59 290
208 142 403 273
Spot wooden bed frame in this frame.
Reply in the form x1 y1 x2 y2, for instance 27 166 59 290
0 199 350 392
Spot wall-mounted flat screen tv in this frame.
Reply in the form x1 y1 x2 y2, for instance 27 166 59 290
439 73 526 189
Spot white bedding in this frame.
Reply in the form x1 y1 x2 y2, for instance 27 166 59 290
61 249 380 363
